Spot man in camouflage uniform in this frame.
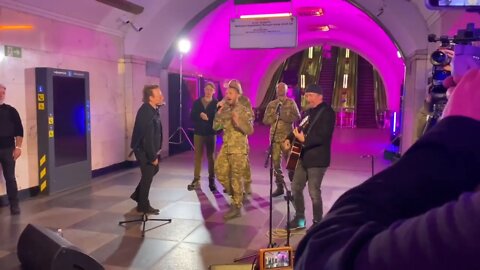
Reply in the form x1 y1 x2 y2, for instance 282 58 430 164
213 84 254 220
228 79 254 195
263 82 300 197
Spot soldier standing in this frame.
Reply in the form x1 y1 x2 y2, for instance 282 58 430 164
213 84 254 220
227 79 254 195
263 82 300 197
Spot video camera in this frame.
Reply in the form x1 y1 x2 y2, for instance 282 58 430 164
423 23 480 133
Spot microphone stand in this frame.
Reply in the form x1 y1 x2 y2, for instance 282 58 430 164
280 178 293 246
265 105 282 248
233 104 281 263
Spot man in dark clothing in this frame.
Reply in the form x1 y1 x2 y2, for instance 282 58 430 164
187 82 218 192
283 84 335 230
0 83 23 215
130 85 164 214
294 69 480 270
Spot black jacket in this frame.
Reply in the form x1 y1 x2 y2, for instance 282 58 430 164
0 104 24 149
190 97 218 136
295 116 480 270
298 102 335 168
130 103 163 163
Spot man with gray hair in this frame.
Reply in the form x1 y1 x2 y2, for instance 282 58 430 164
0 83 23 215
263 82 300 197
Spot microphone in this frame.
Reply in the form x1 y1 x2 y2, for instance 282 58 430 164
275 102 282 114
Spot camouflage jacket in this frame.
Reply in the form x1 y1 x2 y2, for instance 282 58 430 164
239 95 254 115
263 97 300 142
213 103 253 154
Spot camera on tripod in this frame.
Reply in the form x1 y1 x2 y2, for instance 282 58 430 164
423 23 480 133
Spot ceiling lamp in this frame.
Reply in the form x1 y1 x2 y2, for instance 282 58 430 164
297 7 324 17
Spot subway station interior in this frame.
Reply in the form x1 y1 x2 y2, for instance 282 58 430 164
1 0 479 269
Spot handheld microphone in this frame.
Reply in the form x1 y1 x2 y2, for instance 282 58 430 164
275 102 282 114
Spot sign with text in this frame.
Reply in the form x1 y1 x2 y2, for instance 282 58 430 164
4 45 22 58
230 16 297 49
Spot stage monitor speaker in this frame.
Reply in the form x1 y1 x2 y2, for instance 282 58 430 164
17 224 104 270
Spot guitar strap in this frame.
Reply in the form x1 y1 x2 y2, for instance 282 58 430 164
305 106 326 137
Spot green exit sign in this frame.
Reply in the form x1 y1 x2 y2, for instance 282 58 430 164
4 45 22 58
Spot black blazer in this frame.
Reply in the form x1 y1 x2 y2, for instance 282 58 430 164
190 97 218 136
130 103 163 163
300 102 335 168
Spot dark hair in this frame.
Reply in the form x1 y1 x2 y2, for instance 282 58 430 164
142 84 160 103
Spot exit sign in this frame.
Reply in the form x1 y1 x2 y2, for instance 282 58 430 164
4 45 22 58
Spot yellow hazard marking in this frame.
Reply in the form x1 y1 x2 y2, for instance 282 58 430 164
40 167 46 179
39 155 46 166
40 180 47 192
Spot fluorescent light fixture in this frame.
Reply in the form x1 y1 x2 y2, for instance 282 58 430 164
177 38 191 54
240 13 292 19
343 74 348 88
0 25 33 30
392 112 397 134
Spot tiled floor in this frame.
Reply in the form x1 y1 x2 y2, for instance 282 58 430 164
0 125 392 269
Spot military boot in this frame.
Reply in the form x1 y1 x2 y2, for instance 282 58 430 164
208 178 217 192
223 204 241 220
187 179 200 191
271 183 284 197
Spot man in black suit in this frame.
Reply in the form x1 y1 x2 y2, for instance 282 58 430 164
130 85 164 214
283 84 335 230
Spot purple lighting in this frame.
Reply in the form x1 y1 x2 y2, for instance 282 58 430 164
170 0 405 111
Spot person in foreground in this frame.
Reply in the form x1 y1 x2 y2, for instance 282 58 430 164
294 69 480 270
213 84 254 220
130 85 164 214
0 83 23 215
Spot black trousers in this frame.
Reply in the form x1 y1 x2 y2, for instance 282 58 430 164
132 150 159 210
0 147 19 205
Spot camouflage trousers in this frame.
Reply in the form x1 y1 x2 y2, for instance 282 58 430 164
215 147 248 208
272 141 285 184
243 156 252 187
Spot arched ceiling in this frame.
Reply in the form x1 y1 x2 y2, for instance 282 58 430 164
165 0 424 110
0 0 437 110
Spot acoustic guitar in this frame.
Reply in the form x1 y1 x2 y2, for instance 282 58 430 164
285 116 309 171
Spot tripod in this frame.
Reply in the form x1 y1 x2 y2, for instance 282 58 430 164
119 213 172 237
168 53 194 150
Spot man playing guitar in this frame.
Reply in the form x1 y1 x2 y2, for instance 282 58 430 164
282 84 335 230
